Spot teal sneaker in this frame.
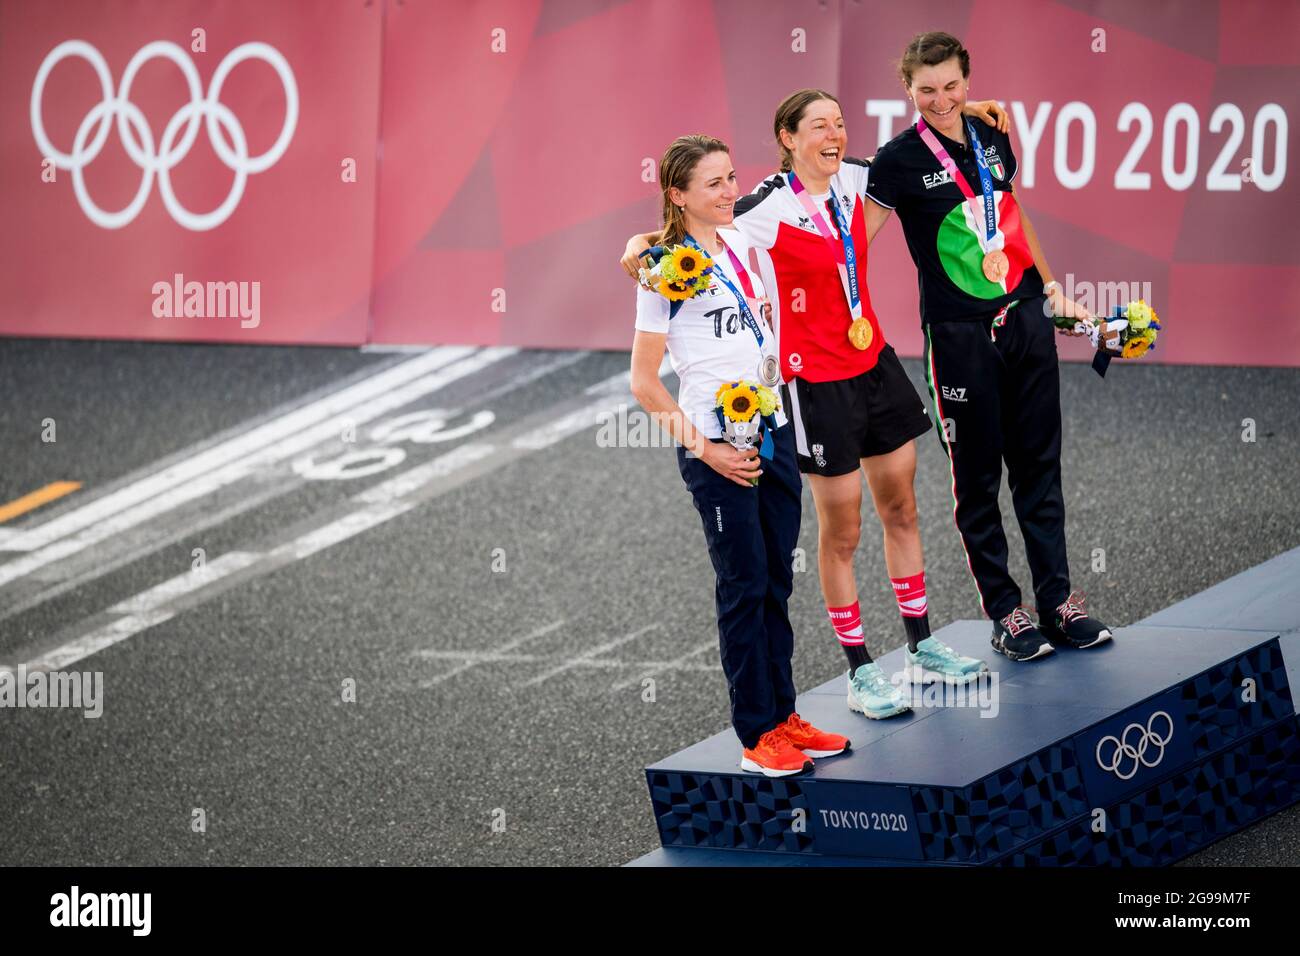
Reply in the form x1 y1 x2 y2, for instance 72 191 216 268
847 662 911 719
904 637 989 686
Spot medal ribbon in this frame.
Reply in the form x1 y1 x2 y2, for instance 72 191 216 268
682 234 763 347
915 117 1004 254
785 172 863 322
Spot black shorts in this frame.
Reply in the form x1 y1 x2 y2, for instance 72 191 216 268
781 345 932 477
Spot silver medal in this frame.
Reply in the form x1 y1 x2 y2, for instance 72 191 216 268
759 354 781 387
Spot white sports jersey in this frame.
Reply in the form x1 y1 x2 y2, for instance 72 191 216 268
635 228 787 440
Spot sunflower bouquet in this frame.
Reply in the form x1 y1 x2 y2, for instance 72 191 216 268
1114 299 1162 358
640 245 715 302
1057 299 1163 377
714 380 782 485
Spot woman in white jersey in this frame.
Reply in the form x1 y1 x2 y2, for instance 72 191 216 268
631 135 850 777
623 95 1009 721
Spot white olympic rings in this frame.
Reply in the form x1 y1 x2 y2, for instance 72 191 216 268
1095 710 1174 780
31 40 298 230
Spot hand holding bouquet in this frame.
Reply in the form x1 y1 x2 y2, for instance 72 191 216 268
1054 299 1162 377
714 381 782 485
638 245 715 302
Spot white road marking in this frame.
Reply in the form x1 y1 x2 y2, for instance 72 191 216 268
0 348 514 587
414 619 567 688
411 646 723 688
107 551 262 614
0 347 471 553
515 356 671 451
521 624 659 686
611 641 717 690
0 363 669 674
0 477 296 624
0 352 583 625
3 609 177 674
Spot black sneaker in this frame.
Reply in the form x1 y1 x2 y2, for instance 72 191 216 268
991 606 1054 661
1041 591 1113 648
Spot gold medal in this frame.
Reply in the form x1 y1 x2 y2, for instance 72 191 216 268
847 317 873 351
982 249 1009 283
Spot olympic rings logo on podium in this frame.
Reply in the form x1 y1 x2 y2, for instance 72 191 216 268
1095 711 1174 780
31 40 298 231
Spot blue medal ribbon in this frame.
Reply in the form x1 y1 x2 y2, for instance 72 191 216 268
824 186 862 319
786 172 862 320
965 118 998 248
682 233 763 347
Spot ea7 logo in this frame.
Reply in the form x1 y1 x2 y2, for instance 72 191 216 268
923 170 953 190
941 386 967 402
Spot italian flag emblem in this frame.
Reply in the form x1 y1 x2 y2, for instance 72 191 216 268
989 160 1005 180
935 192 1033 298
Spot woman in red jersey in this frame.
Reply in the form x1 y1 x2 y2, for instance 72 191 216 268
621 91 1004 718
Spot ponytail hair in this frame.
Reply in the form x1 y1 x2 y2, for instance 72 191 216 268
657 134 730 247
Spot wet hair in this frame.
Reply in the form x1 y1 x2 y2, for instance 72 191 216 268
772 89 842 173
898 31 970 86
657 134 730 247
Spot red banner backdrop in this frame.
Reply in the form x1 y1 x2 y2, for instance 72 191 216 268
2 0 1298 365
0 0 381 345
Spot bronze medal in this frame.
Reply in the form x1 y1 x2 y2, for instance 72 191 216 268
982 249 1009 283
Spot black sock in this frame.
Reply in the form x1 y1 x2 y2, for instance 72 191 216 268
903 613 931 654
843 643 873 673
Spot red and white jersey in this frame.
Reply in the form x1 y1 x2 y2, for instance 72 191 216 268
730 158 886 384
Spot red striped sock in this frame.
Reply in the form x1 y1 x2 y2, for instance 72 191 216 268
828 601 872 670
891 572 927 617
892 571 931 652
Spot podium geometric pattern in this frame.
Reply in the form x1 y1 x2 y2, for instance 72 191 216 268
913 743 1089 863
1179 641 1292 753
648 771 813 853
1000 716 1300 866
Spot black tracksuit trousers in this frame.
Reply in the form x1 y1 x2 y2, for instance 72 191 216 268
921 295 1071 621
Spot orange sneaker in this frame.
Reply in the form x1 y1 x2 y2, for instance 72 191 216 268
740 727 813 777
779 712 850 757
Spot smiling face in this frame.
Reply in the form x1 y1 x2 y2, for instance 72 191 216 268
906 57 968 137
669 150 740 230
780 97 846 183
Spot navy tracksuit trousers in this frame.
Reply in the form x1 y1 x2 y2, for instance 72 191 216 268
677 424 801 750
922 295 1072 621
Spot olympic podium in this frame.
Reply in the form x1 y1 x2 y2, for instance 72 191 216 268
628 547 1300 866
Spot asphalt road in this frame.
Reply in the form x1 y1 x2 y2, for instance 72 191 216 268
0 337 1297 866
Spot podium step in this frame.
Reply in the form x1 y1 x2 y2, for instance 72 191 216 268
635 597 1300 865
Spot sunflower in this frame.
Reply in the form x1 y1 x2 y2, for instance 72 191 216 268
1121 334 1151 359
667 246 711 280
718 384 759 422
657 278 694 302
715 381 739 405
